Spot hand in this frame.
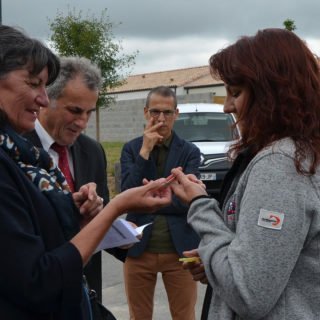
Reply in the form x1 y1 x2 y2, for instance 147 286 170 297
141 167 183 187
72 182 104 225
170 168 208 204
181 249 208 284
112 178 172 214
185 173 206 190
140 118 164 159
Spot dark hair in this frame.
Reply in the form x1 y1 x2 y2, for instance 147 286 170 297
145 86 177 109
47 56 102 100
209 28 320 175
0 25 60 86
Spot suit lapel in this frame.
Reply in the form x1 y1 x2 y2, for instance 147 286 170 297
164 133 182 176
71 140 89 191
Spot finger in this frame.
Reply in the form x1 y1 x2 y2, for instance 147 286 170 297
78 184 89 194
78 195 99 213
97 196 104 206
192 273 206 282
89 205 103 217
186 174 200 183
145 117 155 129
72 190 86 203
86 183 97 201
145 117 159 131
183 249 199 257
144 178 167 192
80 200 103 216
171 168 190 185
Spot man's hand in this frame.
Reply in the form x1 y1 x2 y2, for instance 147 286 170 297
139 118 164 159
72 182 104 226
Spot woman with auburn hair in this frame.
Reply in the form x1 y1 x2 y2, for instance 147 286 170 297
170 28 320 319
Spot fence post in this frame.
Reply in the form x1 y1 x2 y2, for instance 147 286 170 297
114 162 121 194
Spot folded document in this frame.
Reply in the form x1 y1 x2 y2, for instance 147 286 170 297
95 219 152 252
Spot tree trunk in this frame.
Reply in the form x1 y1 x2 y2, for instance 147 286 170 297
96 107 100 142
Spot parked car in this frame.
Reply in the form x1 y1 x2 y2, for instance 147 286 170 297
174 103 238 199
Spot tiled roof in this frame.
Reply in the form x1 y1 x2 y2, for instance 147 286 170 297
109 57 320 94
184 73 222 88
109 65 223 93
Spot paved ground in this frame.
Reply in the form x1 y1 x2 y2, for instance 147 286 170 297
101 251 206 320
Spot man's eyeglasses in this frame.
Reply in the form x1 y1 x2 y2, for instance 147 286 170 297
148 109 175 118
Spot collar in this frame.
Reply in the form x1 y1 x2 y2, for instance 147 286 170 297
157 133 173 149
35 119 74 151
35 119 55 152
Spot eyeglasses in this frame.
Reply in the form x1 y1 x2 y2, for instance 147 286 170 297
148 109 176 118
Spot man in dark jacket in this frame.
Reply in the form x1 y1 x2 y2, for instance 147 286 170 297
120 86 201 320
25 56 126 302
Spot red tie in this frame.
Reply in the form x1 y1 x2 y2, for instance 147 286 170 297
51 143 75 192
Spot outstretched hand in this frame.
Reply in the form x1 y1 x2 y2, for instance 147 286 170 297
111 178 172 214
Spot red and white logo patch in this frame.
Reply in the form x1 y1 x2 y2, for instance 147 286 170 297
258 209 284 230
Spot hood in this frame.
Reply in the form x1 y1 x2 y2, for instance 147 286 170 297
191 141 231 155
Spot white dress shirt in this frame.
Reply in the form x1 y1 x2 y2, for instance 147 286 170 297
35 119 75 178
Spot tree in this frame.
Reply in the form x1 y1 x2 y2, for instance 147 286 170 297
48 8 137 141
283 19 297 32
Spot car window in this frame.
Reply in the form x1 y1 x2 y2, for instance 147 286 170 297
174 112 235 142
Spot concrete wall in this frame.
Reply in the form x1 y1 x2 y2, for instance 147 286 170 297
86 92 221 142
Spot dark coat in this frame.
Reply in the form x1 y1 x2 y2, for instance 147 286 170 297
0 148 84 319
120 131 201 257
24 130 127 301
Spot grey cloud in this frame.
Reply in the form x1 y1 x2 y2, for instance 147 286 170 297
2 0 320 73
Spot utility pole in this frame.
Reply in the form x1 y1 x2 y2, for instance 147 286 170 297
0 0 2 25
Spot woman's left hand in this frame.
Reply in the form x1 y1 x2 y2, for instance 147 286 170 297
181 249 208 284
170 168 208 204
72 182 104 224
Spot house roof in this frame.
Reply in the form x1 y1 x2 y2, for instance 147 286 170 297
109 57 320 94
109 65 223 93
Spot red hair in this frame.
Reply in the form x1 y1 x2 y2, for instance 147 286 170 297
210 28 320 175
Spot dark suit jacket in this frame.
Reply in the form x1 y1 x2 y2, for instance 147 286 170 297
25 130 127 301
120 131 201 257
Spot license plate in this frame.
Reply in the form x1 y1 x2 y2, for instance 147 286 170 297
200 173 217 181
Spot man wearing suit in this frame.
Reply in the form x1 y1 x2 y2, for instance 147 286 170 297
25 56 126 302
120 86 201 320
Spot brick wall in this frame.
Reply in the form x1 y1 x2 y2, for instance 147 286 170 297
86 92 214 142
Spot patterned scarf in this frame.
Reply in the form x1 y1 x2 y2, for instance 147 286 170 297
0 125 80 240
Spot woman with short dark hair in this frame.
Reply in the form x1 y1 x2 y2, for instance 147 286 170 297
0 25 171 319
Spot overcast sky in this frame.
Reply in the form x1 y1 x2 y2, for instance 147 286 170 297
3 0 320 75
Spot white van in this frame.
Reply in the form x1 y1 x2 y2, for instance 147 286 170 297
174 103 238 198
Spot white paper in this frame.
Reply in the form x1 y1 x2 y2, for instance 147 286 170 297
94 219 152 252
135 222 153 234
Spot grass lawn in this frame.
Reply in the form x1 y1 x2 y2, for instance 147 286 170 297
101 141 124 198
